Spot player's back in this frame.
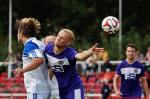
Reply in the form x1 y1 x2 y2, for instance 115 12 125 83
23 37 51 93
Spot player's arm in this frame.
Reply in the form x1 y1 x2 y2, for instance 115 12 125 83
48 67 54 80
23 57 44 72
13 46 44 77
13 58 44 77
113 74 121 98
141 76 149 98
75 43 104 61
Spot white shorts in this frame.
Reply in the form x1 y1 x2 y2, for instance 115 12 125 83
50 89 60 99
50 95 60 99
27 92 51 99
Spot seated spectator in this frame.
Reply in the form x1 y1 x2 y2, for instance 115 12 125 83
86 62 98 76
76 63 83 77
102 68 114 83
136 51 144 63
4 50 19 78
86 54 99 80
4 50 18 69
98 50 109 62
101 79 112 99
98 50 112 71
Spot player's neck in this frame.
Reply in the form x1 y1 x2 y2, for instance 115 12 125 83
54 45 66 54
126 58 136 64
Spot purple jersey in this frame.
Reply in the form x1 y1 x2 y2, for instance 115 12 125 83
115 60 144 97
45 43 84 98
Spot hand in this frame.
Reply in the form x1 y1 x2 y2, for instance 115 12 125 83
90 43 104 55
116 91 122 98
12 67 24 77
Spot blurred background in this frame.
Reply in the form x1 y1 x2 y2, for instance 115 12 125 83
0 0 150 98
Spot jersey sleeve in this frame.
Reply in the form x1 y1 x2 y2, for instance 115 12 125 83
24 42 43 58
69 48 77 61
115 63 121 75
29 49 43 58
45 43 52 53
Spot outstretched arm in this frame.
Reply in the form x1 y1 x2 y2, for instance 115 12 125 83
75 43 104 61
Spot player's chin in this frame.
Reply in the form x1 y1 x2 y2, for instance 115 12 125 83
56 44 64 48
129 57 135 60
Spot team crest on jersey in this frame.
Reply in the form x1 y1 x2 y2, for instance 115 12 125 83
58 60 64 65
134 68 138 74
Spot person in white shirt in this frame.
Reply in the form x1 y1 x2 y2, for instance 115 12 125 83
44 35 60 99
13 17 51 99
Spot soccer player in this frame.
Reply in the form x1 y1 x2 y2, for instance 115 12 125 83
45 29 104 99
44 35 56 45
113 44 149 99
13 18 51 99
44 35 60 99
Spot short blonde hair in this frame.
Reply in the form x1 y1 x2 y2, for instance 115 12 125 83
60 29 75 42
44 35 56 44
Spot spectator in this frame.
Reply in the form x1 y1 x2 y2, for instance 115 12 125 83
101 80 111 99
145 47 150 61
4 50 18 69
136 51 144 63
99 50 112 71
98 50 109 62
76 63 83 77
86 54 99 77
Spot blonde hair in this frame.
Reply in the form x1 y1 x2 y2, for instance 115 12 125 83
60 29 75 42
16 17 41 37
44 35 56 44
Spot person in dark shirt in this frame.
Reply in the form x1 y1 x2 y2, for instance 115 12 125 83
45 28 104 99
113 44 148 99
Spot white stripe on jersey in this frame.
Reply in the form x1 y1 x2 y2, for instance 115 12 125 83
75 89 81 99
121 67 141 74
46 54 69 72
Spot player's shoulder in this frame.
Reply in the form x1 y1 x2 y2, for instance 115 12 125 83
45 43 54 52
32 38 44 46
67 47 76 51
25 37 42 47
24 41 39 49
118 60 126 66
67 47 77 54
135 60 144 67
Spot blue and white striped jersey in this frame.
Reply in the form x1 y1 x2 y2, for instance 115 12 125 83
22 37 51 93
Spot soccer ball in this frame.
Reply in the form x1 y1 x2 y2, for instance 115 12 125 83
101 16 120 35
